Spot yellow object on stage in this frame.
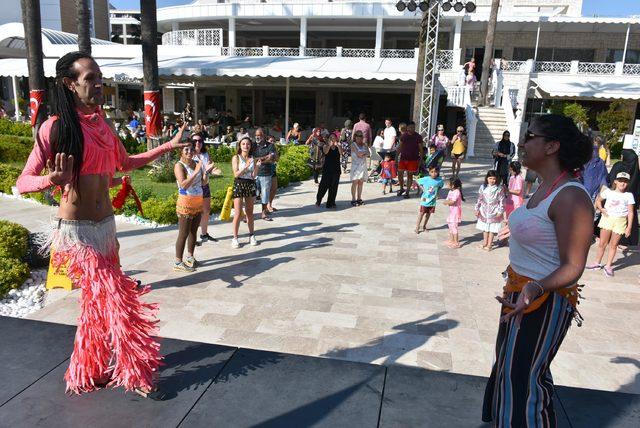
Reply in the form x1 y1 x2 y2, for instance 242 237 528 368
45 249 73 291
219 186 233 221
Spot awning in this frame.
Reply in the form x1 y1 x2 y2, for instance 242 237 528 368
532 75 640 100
0 55 418 82
98 55 417 82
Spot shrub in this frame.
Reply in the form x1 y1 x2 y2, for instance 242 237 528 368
148 159 176 183
210 188 227 213
0 134 33 162
596 101 633 159
0 220 29 259
141 194 178 224
0 118 32 137
276 145 311 186
0 164 21 194
0 258 30 299
210 145 235 163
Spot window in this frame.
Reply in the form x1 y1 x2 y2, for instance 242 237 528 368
513 47 593 62
606 49 640 64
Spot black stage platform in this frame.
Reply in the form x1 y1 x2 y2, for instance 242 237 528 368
1 316 638 427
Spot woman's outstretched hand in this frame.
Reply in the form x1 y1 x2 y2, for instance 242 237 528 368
170 122 190 150
495 282 540 327
47 153 74 186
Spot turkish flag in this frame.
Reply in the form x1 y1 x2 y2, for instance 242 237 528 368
29 89 45 128
144 90 162 137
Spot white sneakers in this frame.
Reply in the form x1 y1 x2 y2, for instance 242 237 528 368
231 236 258 248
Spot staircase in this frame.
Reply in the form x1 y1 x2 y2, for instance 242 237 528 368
473 107 508 160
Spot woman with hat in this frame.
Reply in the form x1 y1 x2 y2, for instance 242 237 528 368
483 114 594 427
450 125 467 176
607 148 639 247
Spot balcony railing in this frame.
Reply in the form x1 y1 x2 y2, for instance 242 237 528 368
578 62 616 75
161 29 223 46
534 61 571 73
623 64 640 75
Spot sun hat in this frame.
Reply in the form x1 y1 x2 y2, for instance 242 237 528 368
437 124 444 131
616 172 631 181
456 126 464 132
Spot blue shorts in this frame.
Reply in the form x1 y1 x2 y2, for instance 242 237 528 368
256 175 272 205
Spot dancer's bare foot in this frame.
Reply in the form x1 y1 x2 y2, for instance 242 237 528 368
477 244 486 250
448 242 461 249
483 245 493 252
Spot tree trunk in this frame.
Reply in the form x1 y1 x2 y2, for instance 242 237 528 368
412 12 427 123
20 0 47 131
480 0 500 106
140 0 160 146
76 0 92 54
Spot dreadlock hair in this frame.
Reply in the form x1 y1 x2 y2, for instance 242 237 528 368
52 51 94 194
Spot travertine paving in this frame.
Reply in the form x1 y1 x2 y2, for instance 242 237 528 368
2 160 639 395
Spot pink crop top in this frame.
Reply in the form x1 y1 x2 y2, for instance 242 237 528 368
17 108 174 194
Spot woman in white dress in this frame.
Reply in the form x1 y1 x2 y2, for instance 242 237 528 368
350 130 369 206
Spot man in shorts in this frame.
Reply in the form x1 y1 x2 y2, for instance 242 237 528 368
396 121 424 199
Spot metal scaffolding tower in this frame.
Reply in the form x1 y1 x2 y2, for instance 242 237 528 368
418 2 441 138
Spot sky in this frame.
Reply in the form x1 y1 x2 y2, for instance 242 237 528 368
109 0 640 17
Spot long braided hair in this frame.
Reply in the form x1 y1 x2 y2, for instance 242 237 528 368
52 51 94 192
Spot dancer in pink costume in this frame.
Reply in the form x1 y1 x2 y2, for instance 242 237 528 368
17 52 189 396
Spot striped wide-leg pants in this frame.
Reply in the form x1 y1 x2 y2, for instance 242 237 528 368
482 292 574 427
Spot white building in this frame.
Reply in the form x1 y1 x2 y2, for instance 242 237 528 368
1 0 639 157
109 8 141 45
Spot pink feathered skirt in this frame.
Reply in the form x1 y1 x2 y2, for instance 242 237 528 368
45 215 162 394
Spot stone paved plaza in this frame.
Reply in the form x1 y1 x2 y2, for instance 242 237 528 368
2 160 639 396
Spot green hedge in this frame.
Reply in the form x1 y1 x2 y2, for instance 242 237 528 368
0 134 33 162
0 164 21 194
276 145 311 187
0 220 31 299
0 220 29 259
209 145 235 163
0 118 32 137
141 194 178 225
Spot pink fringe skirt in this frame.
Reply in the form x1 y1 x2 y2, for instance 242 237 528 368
45 215 162 394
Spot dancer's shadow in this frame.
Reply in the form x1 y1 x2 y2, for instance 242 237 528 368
611 356 640 394
323 311 458 367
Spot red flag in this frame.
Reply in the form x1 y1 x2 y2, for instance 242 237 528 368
29 89 45 128
144 90 162 137
112 180 144 216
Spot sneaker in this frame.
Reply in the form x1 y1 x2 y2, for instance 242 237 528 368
603 266 614 277
200 233 218 243
250 235 259 246
184 256 198 269
397 189 405 196
173 262 195 273
231 238 240 249
585 263 603 270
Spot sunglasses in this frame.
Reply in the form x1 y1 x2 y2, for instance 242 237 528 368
524 131 555 142
183 147 194 152
355 134 363 138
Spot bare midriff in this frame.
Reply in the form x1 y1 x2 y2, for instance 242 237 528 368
57 174 114 222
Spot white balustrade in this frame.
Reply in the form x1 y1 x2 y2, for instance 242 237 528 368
436 50 454 71
445 86 466 107
623 64 640 75
230 47 263 56
304 48 338 57
534 61 571 73
162 29 223 46
500 60 527 72
268 47 300 57
577 62 616 75
342 48 375 58
380 49 415 59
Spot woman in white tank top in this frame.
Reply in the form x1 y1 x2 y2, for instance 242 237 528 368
483 115 594 427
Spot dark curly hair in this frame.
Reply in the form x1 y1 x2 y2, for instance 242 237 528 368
530 114 592 173
509 160 522 176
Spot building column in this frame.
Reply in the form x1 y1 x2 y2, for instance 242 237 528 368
11 75 20 120
193 84 198 122
122 23 127 45
228 18 236 48
299 17 307 56
533 21 541 61
452 17 462 67
374 18 383 58
172 22 179 32
113 82 119 110
284 77 290 140
622 23 631 64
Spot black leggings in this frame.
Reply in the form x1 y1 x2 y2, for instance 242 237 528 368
316 171 340 207
175 213 201 260
313 169 321 182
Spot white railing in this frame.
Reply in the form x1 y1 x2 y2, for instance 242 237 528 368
162 29 223 46
230 47 263 56
343 48 375 58
623 64 640 75
502 86 523 148
501 60 527 72
578 62 616 75
436 50 454 71
268 47 300 57
534 61 571 73
445 86 466 107
304 47 338 57
380 49 415 59
221 47 229 56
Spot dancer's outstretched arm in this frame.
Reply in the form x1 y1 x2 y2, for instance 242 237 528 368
116 122 189 172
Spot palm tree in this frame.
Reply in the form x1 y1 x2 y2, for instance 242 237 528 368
20 0 47 131
76 0 92 54
140 0 161 146
480 0 500 106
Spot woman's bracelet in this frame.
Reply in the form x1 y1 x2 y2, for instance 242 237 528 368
527 281 545 298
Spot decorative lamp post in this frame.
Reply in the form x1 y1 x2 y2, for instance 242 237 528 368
396 0 475 138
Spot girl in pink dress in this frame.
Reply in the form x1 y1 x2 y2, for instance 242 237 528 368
505 161 525 219
443 177 464 248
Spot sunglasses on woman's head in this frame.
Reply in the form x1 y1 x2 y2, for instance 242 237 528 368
524 131 554 142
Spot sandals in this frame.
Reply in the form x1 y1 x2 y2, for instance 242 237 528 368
134 387 166 401
585 263 603 270
603 266 614 277
356 199 364 206
351 200 357 207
